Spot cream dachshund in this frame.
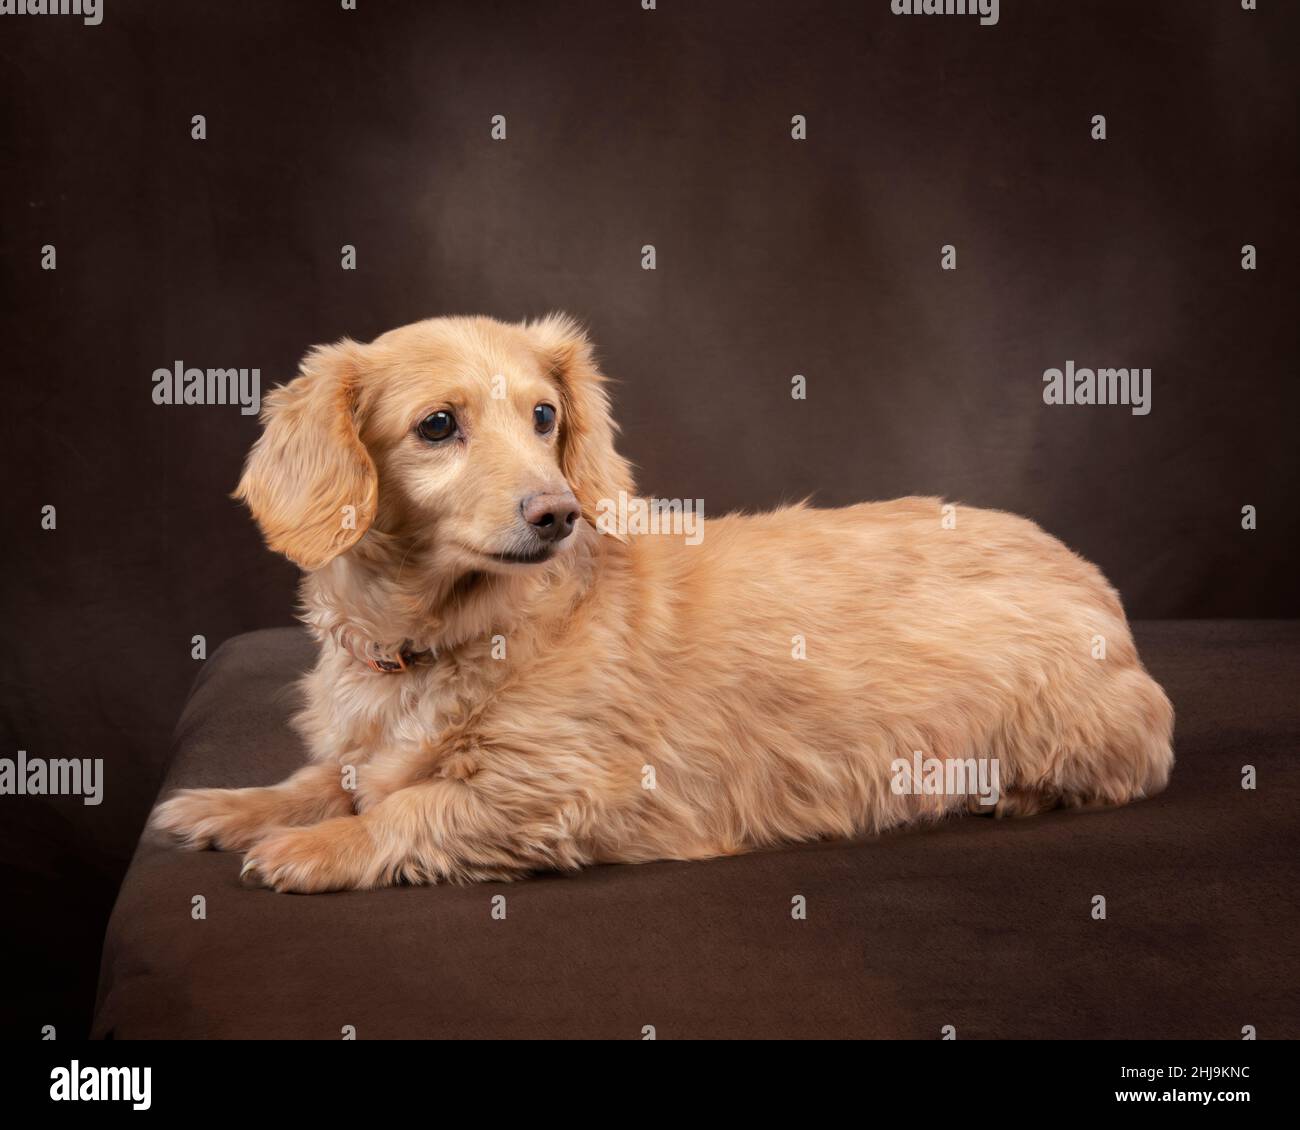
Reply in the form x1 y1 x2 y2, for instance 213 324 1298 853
151 314 1174 893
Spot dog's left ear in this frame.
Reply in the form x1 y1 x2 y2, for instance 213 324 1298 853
529 314 634 526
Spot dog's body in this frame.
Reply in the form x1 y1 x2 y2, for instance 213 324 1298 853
152 315 1173 892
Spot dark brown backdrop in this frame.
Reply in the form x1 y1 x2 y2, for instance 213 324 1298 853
1 0 1296 1037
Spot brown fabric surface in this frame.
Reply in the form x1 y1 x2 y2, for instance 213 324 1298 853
92 622 1299 1040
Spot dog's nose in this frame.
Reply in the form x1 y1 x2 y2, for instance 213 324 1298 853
521 490 580 543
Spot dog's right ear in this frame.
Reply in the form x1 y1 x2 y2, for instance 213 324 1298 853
233 339 377 571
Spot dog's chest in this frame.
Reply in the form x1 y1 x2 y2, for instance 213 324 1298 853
307 646 500 780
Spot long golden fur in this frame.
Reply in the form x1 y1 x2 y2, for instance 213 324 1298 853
151 314 1174 892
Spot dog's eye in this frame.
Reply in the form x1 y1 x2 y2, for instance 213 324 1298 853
534 403 557 435
417 411 457 443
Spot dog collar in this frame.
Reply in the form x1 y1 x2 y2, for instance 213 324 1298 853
337 630 432 675
363 644 431 675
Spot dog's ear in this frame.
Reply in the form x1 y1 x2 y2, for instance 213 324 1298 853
529 314 634 527
234 339 377 571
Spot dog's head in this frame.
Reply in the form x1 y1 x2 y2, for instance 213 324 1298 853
235 314 632 574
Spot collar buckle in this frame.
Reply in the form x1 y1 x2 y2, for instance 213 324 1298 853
366 652 409 675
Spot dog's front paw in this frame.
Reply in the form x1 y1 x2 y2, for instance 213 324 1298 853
241 820 371 894
149 788 270 852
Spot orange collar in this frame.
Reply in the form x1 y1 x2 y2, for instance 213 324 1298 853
338 630 432 675
363 646 430 675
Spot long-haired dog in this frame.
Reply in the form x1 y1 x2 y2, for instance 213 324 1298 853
151 314 1174 892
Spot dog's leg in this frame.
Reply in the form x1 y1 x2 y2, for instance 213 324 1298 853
240 774 585 893
149 764 353 851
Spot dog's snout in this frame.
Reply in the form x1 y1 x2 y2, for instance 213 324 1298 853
521 490 580 543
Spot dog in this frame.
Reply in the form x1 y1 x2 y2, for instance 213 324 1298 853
150 314 1174 893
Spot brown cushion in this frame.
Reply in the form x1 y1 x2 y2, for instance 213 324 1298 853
92 622 1300 1039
